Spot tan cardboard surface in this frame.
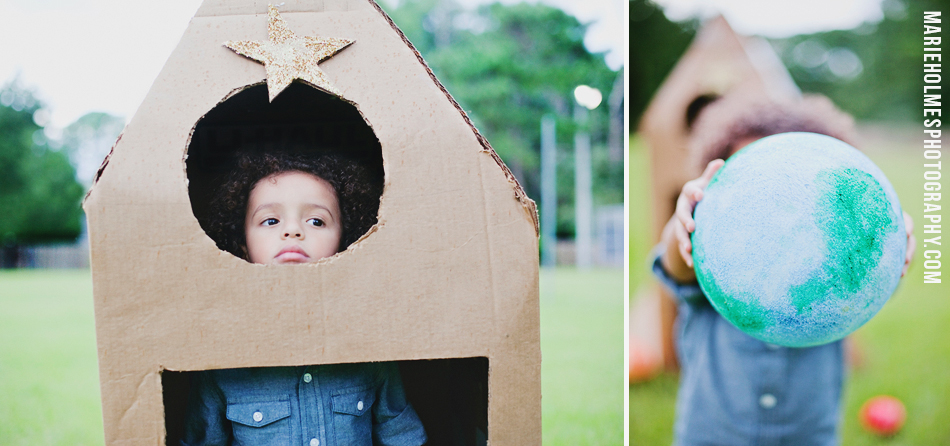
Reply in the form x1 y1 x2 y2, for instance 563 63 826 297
84 1 540 444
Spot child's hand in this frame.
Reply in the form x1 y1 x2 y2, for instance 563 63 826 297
902 211 915 278
660 159 725 282
673 159 725 267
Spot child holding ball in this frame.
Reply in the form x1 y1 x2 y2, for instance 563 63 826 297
654 91 915 445
181 148 427 446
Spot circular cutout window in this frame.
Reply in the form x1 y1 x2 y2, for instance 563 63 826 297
186 82 384 261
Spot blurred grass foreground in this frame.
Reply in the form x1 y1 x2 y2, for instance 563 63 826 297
0 267 622 445
628 132 950 445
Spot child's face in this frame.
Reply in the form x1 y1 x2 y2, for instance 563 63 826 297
244 171 342 265
729 135 764 157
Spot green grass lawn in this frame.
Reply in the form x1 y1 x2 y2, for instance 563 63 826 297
629 135 950 445
0 267 623 445
541 268 624 445
0 269 103 445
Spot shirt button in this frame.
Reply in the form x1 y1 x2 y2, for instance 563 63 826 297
357 400 364 411
310 439 319 446
253 411 263 422
759 393 777 409
303 373 312 383
766 343 781 350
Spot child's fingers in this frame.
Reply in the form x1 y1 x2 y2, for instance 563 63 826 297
677 180 707 232
674 160 724 232
673 220 693 267
675 192 697 233
670 160 723 269
698 159 725 186
682 181 704 204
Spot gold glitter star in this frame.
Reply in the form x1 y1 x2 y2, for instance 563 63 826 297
224 4 354 101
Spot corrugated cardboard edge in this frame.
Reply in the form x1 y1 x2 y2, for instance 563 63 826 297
366 0 539 236
83 131 121 207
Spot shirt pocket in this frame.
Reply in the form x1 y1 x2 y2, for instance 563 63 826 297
226 399 292 446
331 387 376 445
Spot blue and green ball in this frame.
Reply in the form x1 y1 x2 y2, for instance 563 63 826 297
692 132 906 347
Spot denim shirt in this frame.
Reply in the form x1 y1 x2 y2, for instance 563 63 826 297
181 362 427 446
652 252 844 446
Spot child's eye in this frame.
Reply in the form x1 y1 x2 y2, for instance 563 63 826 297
307 218 324 227
262 218 279 226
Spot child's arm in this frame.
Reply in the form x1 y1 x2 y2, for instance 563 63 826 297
181 371 232 446
659 159 725 283
371 363 427 446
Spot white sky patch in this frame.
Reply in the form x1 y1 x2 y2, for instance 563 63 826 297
0 0 203 128
653 0 886 38
0 0 623 131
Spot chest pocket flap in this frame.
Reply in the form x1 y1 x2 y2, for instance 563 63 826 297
331 388 376 417
226 400 292 427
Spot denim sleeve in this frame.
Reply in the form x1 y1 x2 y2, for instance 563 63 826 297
372 362 427 446
651 247 707 306
180 371 232 446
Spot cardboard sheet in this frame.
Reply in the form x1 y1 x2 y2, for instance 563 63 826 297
84 1 540 444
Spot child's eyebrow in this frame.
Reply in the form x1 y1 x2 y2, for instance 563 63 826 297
249 203 334 217
250 203 280 216
302 203 335 216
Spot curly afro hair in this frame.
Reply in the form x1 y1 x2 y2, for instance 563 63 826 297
206 149 383 261
689 90 857 171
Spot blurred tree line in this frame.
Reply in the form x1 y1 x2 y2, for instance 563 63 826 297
630 0 945 126
0 79 123 268
771 0 946 122
0 80 84 267
628 0 696 127
384 0 623 237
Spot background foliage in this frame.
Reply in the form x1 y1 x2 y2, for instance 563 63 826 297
0 81 84 267
629 0 947 126
385 0 623 236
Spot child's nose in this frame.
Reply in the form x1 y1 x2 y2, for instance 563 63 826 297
282 219 304 239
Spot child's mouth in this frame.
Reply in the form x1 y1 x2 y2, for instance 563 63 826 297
275 246 310 263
